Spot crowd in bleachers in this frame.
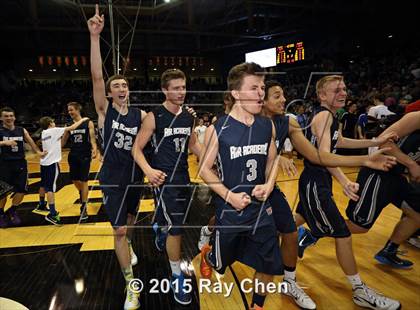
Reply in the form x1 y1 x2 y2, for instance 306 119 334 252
1 50 419 137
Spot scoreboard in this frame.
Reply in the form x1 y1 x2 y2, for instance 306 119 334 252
277 41 305 64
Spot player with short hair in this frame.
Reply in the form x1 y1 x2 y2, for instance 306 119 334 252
61 102 98 221
0 107 46 228
132 68 201 306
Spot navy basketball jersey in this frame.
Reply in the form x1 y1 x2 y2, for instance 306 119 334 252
391 129 420 175
150 105 194 176
100 104 142 184
304 106 339 170
213 114 274 231
0 126 25 161
69 120 91 157
273 114 289 154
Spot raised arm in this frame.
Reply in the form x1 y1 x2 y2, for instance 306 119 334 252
64 117 90 132
88 4 108 127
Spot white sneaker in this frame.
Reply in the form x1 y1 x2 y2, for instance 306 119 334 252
129 243 138 266
124 287 140 310
198 226 212 251
407 237 420 249
282 278 316 309
353 284 401 310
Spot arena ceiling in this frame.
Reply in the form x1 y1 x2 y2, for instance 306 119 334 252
0 0 417 58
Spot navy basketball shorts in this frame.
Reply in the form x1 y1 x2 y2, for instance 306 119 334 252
68 153 91 182
346 168 420 230
40 162 60 193
297 169 351 238
153 173 193 236
0 159 28 193
99 166 143 227
208 224 283 276
269 186 297 234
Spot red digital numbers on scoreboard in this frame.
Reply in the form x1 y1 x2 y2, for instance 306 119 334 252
277 41 305 64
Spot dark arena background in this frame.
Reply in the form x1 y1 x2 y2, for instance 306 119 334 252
0 1 419 309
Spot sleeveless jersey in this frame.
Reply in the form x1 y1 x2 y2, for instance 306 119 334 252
273 114 289 154
100 104 142 184
304 106 339 172
213 114 274 231
150 105 194 175
69 120 91 157
391 129 420 175
0 126 25 161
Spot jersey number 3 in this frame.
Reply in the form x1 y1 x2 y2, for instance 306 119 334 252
246 159 257 181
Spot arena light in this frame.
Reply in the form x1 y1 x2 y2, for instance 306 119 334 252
210 68 214 71
52 68 57 72
28 69 33 72
75 68 79 72
164 0 171 3
153 67 157 71
133 68 138 71
388 34 393 38
192 68 196 71
245 47 276 68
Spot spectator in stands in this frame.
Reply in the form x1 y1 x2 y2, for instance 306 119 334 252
368 93 395 119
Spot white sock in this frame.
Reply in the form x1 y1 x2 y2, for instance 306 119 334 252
169 260 181 276
284 270 296 281
346 273 363 289
204 226 212 235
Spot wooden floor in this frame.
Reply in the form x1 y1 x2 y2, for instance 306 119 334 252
0 151 419 309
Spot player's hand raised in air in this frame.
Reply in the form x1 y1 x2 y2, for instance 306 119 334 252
365 148 397 171
87 4 104 36
227 191 251 211
146 168 167 187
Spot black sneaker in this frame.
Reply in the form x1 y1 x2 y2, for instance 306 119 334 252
374 249 413 269
35 203 49 212
80 206 89 221
45 213 62 226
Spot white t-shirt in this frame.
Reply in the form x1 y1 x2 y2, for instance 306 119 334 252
194 125 207 144
40 127 66 166
368 105 395 119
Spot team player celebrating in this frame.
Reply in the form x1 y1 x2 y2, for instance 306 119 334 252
199 62 283 310
132 68 202 306
0 107 46 228
62 102 98 221
88 5 146 309
296 75 401 310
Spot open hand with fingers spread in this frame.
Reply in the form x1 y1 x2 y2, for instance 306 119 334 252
279 155 297 177
365 148 397 171
87 4 105 36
